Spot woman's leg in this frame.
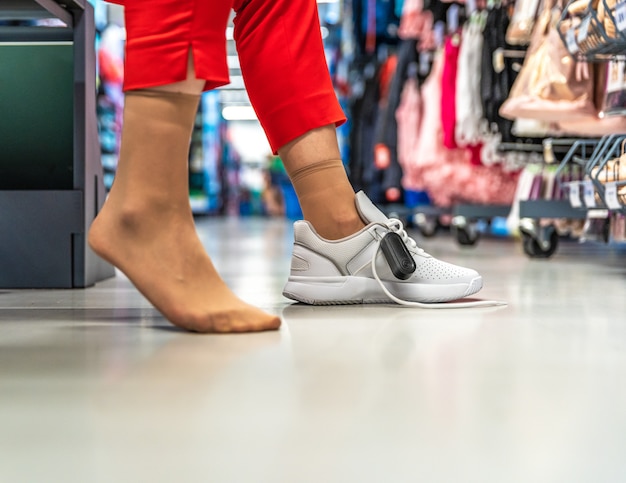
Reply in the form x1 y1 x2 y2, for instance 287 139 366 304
233 0 365 240
233 0 483 306
89 51 280 332
277 126 366 240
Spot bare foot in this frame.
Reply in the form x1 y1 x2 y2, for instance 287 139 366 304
88 201 281 333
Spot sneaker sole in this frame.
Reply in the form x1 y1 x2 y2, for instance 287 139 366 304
282 275 483 306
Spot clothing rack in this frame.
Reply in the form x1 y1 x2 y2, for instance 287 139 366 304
517 136 626 257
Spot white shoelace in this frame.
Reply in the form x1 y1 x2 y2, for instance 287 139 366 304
371 219 507 309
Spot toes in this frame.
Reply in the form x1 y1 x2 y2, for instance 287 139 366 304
265 316 282 331
166 307 281 334
215 314 282 333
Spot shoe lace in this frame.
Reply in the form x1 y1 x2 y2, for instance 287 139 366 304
371 218 507 309
385 218 425 255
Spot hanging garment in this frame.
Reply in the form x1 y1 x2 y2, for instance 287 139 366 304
352 0 402 56
396 46 521 206
426 0 455 25
402 51 468 207
398 0 435 46
376 39 419 150
373 54 406 201
374 40 420 200
396 76 422 190
414 51 448 173
348 62 382 197
480 4 519 143
441 33 461 150
455 12 486 147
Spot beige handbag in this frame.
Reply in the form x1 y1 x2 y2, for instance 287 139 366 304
500 0 597 122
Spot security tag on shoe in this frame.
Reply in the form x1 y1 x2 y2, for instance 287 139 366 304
380 232 416 280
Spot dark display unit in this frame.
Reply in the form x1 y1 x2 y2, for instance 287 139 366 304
0 0 114 287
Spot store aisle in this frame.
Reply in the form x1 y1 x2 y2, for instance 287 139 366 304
1 217 626 483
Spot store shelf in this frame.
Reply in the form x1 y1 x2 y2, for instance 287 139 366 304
454 204 511 219
519 200 588 219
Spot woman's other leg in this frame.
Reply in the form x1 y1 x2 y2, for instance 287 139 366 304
89 2 280 333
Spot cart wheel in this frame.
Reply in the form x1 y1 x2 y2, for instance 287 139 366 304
452 224 479 246
522 226 558 258
414 214 438 238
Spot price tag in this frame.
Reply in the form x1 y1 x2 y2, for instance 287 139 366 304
566 28 579 54
583 180 596 207
568 182 583 208
577 15 591 43
604 182 623 210
588 209 609 219
616 2 626 32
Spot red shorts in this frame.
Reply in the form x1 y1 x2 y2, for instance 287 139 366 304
110 0 346 152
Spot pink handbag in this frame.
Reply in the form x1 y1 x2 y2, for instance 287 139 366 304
499 0 597 122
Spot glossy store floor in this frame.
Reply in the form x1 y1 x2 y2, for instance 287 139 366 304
1 217 626 483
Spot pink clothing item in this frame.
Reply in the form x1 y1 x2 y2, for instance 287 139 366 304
396 77 422 190
413 51 449 181
396 52 520 207
398 0 434 41
399 50 469 205
467 143 483 167
455 18 485 147
441 34 461 150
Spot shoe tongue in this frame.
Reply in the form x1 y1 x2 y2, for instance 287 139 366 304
355 191 389 224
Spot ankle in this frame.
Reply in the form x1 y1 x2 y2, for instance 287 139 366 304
98 196 193 232
308 211 366 240
105 185 190 215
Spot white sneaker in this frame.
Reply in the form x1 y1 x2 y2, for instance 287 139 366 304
282 191 483 305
